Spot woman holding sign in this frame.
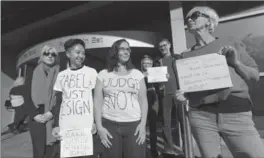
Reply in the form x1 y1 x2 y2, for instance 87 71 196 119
94 39 148 158
51 38 98 158
174 6 264 158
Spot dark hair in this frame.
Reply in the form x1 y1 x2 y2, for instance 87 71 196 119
158 38 171 45
64 38 85 51
157 38 172 57
141 54 153 62
106 39 134 72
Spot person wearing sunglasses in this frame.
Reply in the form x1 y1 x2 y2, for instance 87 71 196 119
30 45 60 158
174 6 264 158
94 39 148 158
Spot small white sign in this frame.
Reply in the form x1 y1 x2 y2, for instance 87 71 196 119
147 66 168 83
60 128 93 158
176 53 233 92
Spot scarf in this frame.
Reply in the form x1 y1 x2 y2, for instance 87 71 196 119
31 63 60 145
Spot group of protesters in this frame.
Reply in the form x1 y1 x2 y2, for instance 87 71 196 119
7 6 264 158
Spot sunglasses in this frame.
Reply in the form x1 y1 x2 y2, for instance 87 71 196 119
119 47 131 53
187 11 210 21
43 52 57 57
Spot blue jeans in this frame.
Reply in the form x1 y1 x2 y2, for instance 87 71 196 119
101 118 146 158
188 108 264 158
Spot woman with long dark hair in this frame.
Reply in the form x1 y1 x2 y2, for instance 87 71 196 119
30 45 60 158
94 39 148 158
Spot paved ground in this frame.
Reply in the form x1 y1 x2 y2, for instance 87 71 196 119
2 116 264 158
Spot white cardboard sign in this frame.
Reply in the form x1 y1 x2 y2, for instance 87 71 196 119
176 53 233 92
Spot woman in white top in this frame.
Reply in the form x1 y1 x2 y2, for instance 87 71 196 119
94 39 148 158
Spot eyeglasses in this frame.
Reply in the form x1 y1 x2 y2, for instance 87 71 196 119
159 44 168 48
119 47 131 53
187 11 210 21
43 52 57 57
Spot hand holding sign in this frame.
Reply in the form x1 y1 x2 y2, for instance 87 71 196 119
91 123 97 134
174 90 188 104
52 127 61 140
220 46 239 67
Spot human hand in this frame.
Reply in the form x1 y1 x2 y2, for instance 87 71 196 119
91 123 97 134
33 114 46 123
98 126 113 148
220 46 239 67
166 73 170 79
174 90 188 105
52 127 61 140
159 83 165 90
134 122 146 145
43 111 53 122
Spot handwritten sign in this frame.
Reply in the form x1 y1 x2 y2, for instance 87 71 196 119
147 66 168 83
55 67 97 157
176 53 233 92
58 72 94 130
60 128 93 158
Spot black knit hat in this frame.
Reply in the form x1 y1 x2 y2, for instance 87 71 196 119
64 38 85 51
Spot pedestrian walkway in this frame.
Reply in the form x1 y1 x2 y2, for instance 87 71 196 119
2 116 264 158
1 132 32 158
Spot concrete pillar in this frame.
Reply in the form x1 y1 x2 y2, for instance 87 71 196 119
169 2 197 157
169 2 197 156
169 2 187 54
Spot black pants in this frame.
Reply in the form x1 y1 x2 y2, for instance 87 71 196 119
162 94 181 151
7 105 28 133
147 90 159 155
44 142 60 158
13 105 27 126
101 118 146 158
28 104 47 158
28 120 46 158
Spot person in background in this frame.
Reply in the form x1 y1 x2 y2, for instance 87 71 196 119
158 38 181 156
174 6 264 158
141 55 160 158
7 77 29 134
94 39 148 158
50 38 98 158
30 45 60 158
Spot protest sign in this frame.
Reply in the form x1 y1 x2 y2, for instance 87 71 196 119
60 128 93 158
176 53 233 92
147 66 168 83
54 67 97 157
